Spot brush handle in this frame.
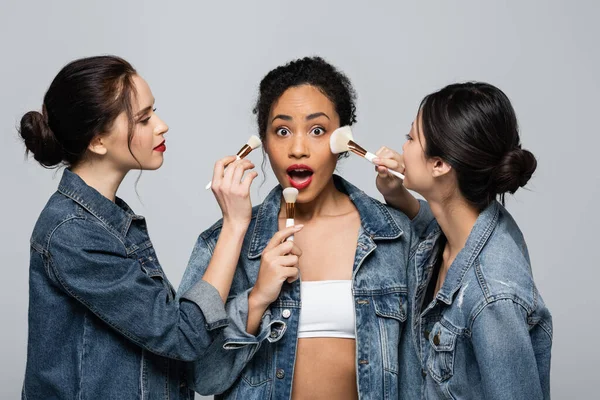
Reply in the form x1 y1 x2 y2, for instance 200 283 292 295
364 151 405 180
285 218 299 283
205 155 242 190
285 218 295 242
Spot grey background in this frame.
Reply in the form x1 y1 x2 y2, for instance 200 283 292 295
1 1 597 398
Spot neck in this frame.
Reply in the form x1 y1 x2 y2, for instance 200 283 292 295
427 193 480 263
280 178 351 222
70 161 128 202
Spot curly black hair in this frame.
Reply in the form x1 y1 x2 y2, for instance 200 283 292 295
253 56 358 146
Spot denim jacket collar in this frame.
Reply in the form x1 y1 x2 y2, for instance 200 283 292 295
435 201 500 305
247 174 403 259
57 169 144 237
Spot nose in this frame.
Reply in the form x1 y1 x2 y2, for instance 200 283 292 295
154 114 169 136
289 132 309 159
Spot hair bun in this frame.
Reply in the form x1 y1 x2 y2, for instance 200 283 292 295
491 148 537 195
19 110 64 167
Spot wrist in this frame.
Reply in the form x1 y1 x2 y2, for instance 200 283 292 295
248 288 270 313
383 190 408 206
221 218 250 236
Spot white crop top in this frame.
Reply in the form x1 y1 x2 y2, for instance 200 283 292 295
297 280 356 339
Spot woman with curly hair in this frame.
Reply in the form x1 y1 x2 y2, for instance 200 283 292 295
178 56 425 399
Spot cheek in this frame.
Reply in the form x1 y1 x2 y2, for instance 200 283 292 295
317 143 336 164
131 130 153 150
265 149 285 173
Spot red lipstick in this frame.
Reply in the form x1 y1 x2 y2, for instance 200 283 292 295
154 140 166 152
286 164 313 190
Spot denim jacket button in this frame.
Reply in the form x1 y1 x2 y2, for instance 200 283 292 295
422 369 427 377
433 334 440 346
276 368 285 379
282 309 291 319
270 331 278 339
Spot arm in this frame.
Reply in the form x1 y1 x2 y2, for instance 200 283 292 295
471 299 546 400
178 226 301 395
49 218 226 362
373 147 435 241
373 147 420 218
203 156 258 302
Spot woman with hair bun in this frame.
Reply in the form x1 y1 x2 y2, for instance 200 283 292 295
374 82 553 399
19 55 257 399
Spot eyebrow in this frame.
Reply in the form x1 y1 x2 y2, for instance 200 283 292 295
271 112 330 123
271 114 292 123
306 112 330 121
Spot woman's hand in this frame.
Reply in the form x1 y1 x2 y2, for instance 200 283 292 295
249 225 304 308
373 146 405 200
210 156 258 229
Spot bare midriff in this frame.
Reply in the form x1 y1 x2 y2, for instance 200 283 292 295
290 337 358 400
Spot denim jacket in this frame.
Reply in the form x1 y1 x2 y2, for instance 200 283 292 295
22 169 228 400
178 175 431 400
401 200 552 399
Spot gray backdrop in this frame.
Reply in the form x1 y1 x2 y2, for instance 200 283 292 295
1 1 597 398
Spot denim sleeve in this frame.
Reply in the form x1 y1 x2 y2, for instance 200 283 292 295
408 200 435 254
48 218 227 362
411 200 434 239
471 299 546 400
178 235 285 395
185 289 286 395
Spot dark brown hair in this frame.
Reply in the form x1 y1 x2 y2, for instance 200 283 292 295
19 55 138 168
420 82 537 209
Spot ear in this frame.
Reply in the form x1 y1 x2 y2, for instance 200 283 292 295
88 136 108 156
430 157 452 178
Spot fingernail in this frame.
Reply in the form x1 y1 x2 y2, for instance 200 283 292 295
295 224 304 229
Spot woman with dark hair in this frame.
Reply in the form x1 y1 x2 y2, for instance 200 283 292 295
374 82 552 399
178 56 422 399
19 55 257 399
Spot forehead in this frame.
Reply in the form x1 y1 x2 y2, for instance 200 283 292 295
131 75 153 110
269 85 336 118
414 110 426 142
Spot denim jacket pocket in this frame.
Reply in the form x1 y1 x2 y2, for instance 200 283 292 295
241 342 272 387
373 291 407 374
427 322 457 383
138 254 176 301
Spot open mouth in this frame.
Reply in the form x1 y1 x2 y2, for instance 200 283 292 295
286 164 314 189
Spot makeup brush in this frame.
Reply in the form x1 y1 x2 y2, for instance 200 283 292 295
282 187 299 242
205 135 262 190
330 126 405 180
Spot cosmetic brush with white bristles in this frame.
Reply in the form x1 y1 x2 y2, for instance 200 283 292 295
282 187 299 242
205 135 262 190
330 126 405 180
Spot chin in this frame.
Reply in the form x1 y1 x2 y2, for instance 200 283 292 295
295 191 315 204
141 161 164 171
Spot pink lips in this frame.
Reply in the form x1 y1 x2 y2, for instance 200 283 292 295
154 140 166 152
286 164 313 190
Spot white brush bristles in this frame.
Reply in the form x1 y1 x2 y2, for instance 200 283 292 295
247 135 262 150
282 187 299 203
329 126 354 154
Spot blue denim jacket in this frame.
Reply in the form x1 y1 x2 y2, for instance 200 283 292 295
22 169 228 400
178 175 431 400
400 201 552 399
